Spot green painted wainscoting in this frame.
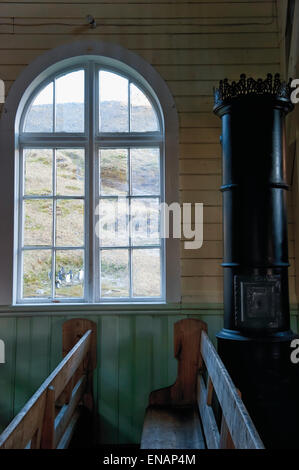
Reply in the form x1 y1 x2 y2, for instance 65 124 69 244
0 304 298 445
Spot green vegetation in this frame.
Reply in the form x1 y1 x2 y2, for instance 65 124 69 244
23 250 52 298
24 149 52 195
100 149 128 195
101 249 129 297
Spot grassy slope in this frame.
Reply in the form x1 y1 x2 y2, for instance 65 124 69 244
23 144 161 299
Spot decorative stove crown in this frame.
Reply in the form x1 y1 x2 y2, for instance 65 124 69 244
213 73 293 107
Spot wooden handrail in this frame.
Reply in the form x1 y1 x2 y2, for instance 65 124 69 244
0 319 97 450
199 330 264 450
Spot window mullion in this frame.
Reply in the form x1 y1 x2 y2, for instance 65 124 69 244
128 148 133 299
128 80 131 133
88 61 95 303
53 79 56 133
52 148 56 300
18 148 25 302
94 136 163 146
159 141 165 303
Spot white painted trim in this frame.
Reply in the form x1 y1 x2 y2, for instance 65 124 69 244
0 40 180 306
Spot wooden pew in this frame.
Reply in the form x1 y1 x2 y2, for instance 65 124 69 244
141 318 264 450
0 319 96 449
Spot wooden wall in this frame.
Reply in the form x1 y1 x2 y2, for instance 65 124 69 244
277 0 299 306
0 308 298 444
0 0 294 304
0 309 223 444
0 0 298 444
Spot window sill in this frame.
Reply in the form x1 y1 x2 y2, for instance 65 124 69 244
0 301 182 316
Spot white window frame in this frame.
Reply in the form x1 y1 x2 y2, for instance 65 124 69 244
0 41 180 307
16 60 165 304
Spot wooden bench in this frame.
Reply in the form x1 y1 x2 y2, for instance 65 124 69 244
0 319 96 449
141 318 264 450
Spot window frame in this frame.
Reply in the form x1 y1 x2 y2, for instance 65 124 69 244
16 60 166 304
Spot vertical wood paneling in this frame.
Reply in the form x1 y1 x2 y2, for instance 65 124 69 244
49 316 66 372
118 315 134 444
13 317 31 415
86 315 100 443
132 315 153 443
0 309 298 441
29 317 51 392
152 315 168 391
0 318 16 432
290 312 298 333
98 315 119 445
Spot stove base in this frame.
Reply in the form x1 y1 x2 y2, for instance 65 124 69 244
217 329 299 449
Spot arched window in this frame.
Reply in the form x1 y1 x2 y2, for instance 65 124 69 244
16 59 165 303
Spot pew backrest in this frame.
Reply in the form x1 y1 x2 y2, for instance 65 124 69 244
142 318 264 450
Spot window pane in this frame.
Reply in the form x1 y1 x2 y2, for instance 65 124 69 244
24 82 53 132
24 149 53 196
99 149 128 196
56 200 84 247
100 249 129 297
99 71 129 132
98 198 129 247
55 70 84 132
24 200 52 246
23 250 52 298
132 249 161 297
131 198 160 246
131 148 160 195
130 83 159 132
19 64 164 304
56 149 85 196
55 250 84 298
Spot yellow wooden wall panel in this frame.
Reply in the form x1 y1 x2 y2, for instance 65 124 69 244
179 112 220 128
180 159 221 175
179 143 221 159
135 49 280 65
175 97 215 112
180 174 221 190
0 32 279 49
0 3 277 19
0 0 289 303
198 224 222 241
157 64 280 81
180 128 221 143
180 206 222 224
181 240 223 259
0 16 280 34
0 49 278 67
180 190 221 205
181 259 222 276
181 240 294 260
181 275 223 295
181 259 295 277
